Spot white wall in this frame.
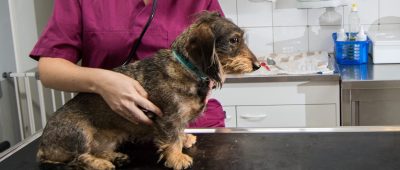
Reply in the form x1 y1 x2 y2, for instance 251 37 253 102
219 0 400 58
0 0 53 148
0 0 20 146
8 0 40 73
34 0 54 36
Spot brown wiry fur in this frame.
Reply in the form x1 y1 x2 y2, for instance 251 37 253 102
37 12 259 170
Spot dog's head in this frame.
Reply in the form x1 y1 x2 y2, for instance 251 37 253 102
172 12 260 88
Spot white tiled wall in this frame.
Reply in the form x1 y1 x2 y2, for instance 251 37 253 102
219 0 400 58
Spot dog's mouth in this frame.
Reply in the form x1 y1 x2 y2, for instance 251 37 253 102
222 60 260 74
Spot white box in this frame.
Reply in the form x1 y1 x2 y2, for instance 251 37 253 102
369 31 400 64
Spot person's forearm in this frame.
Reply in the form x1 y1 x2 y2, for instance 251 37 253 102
38 57 162 124
38 57 107 93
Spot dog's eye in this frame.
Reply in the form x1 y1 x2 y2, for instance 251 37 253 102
229 38 239 44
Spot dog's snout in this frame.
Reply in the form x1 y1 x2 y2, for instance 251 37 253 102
252 62 261 71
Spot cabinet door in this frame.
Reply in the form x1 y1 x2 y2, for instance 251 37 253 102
359 100 400 126
223 106 236 128
236 104 337 127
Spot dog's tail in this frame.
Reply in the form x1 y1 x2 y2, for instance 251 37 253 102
38 159 83 170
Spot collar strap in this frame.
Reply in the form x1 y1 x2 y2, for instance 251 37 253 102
173 50 209 82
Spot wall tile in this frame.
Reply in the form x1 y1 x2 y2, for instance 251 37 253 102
380 0 400 24
308 7 344 26
218 0 398 54
243 27 274 57
344 0 379 25
273 8 308 26
366 24 400 32
237 0 273 27
219 0 238 25
309 26 341 52
360 24 379 34
273 26 308 53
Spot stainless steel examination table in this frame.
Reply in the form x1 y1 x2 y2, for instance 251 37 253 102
1 127 400 170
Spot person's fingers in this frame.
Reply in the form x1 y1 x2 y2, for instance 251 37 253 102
134 95 163 117
132 80 148 98
126 105 153 125
118 109 139 125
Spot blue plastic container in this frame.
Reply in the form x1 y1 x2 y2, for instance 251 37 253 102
333 33 370 65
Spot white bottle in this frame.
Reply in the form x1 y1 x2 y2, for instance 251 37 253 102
356 26 367 41
337 28 348 41
348 3 360 41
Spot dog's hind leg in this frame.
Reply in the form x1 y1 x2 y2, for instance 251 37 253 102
38 117 95 167
37 147 73 164
94 151 130 167
74 153 115 170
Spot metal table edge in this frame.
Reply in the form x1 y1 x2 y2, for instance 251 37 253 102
184 126 400 133
3 126 400 163
0 130 42 162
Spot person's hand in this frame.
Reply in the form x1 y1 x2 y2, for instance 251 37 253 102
94 70 162 125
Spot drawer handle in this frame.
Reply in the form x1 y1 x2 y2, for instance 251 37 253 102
240 113 267 120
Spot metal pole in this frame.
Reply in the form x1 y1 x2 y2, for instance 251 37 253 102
50 89 57 112
61 91 66 105
11 75 25 140
23 75 36 135
37 80 47 128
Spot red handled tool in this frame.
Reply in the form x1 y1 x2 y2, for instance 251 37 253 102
260 62 270 71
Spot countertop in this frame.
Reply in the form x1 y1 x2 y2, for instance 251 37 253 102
2 127 400 170
338 62 400 89
226 54 400 88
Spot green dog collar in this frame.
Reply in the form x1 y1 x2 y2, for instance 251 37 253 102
172 50 209 82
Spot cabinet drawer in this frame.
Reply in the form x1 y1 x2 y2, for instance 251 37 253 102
236 104 337 127
212 81 339 105
223 106 236 128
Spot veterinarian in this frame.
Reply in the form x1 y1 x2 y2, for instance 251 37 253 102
29 0 226 127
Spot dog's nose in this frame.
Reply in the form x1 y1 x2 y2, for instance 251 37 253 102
252 62 261 71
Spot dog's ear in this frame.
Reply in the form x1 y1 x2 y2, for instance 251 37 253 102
185 24 222 87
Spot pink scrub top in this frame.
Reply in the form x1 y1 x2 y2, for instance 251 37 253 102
30 0 226 128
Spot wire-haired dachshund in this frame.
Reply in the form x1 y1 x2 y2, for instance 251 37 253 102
37 12 260 170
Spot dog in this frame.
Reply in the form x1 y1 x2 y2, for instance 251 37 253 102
37 12 260 170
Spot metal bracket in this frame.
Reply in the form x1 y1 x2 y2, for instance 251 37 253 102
1 72 12 98
35 72 40 80
0 141 10 153
2 72 11 79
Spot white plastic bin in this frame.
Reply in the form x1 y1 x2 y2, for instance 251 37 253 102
369 31 400 64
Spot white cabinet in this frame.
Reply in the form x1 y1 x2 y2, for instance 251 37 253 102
214 81 340 128
223 106 237 127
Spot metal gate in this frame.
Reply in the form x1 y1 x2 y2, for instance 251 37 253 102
3 72 75 140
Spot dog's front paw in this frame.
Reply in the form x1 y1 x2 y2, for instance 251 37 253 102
112 153 130 167
183 134 197 148
164 153 193 170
